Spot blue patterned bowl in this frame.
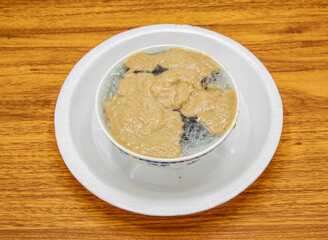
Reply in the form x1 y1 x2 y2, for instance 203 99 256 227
95 25 240 167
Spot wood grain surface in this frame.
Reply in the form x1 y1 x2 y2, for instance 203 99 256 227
1 0 328 239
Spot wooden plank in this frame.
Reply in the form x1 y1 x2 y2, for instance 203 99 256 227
0 0 327 239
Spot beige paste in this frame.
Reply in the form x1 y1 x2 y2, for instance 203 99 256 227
106 48 237 158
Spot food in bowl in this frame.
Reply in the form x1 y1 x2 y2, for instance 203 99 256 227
98 46 238 159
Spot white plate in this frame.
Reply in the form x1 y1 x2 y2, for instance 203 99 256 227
55 24 283 216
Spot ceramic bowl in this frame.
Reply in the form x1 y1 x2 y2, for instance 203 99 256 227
55 24 283 215
95 42 239 167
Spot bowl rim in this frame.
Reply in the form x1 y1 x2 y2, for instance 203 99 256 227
95 44 240 162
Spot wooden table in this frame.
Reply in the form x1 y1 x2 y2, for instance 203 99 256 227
1 0 327 239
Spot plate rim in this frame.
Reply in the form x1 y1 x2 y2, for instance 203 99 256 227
55 24 283 216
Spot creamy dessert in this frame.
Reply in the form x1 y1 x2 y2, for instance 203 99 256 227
103 47 237 158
